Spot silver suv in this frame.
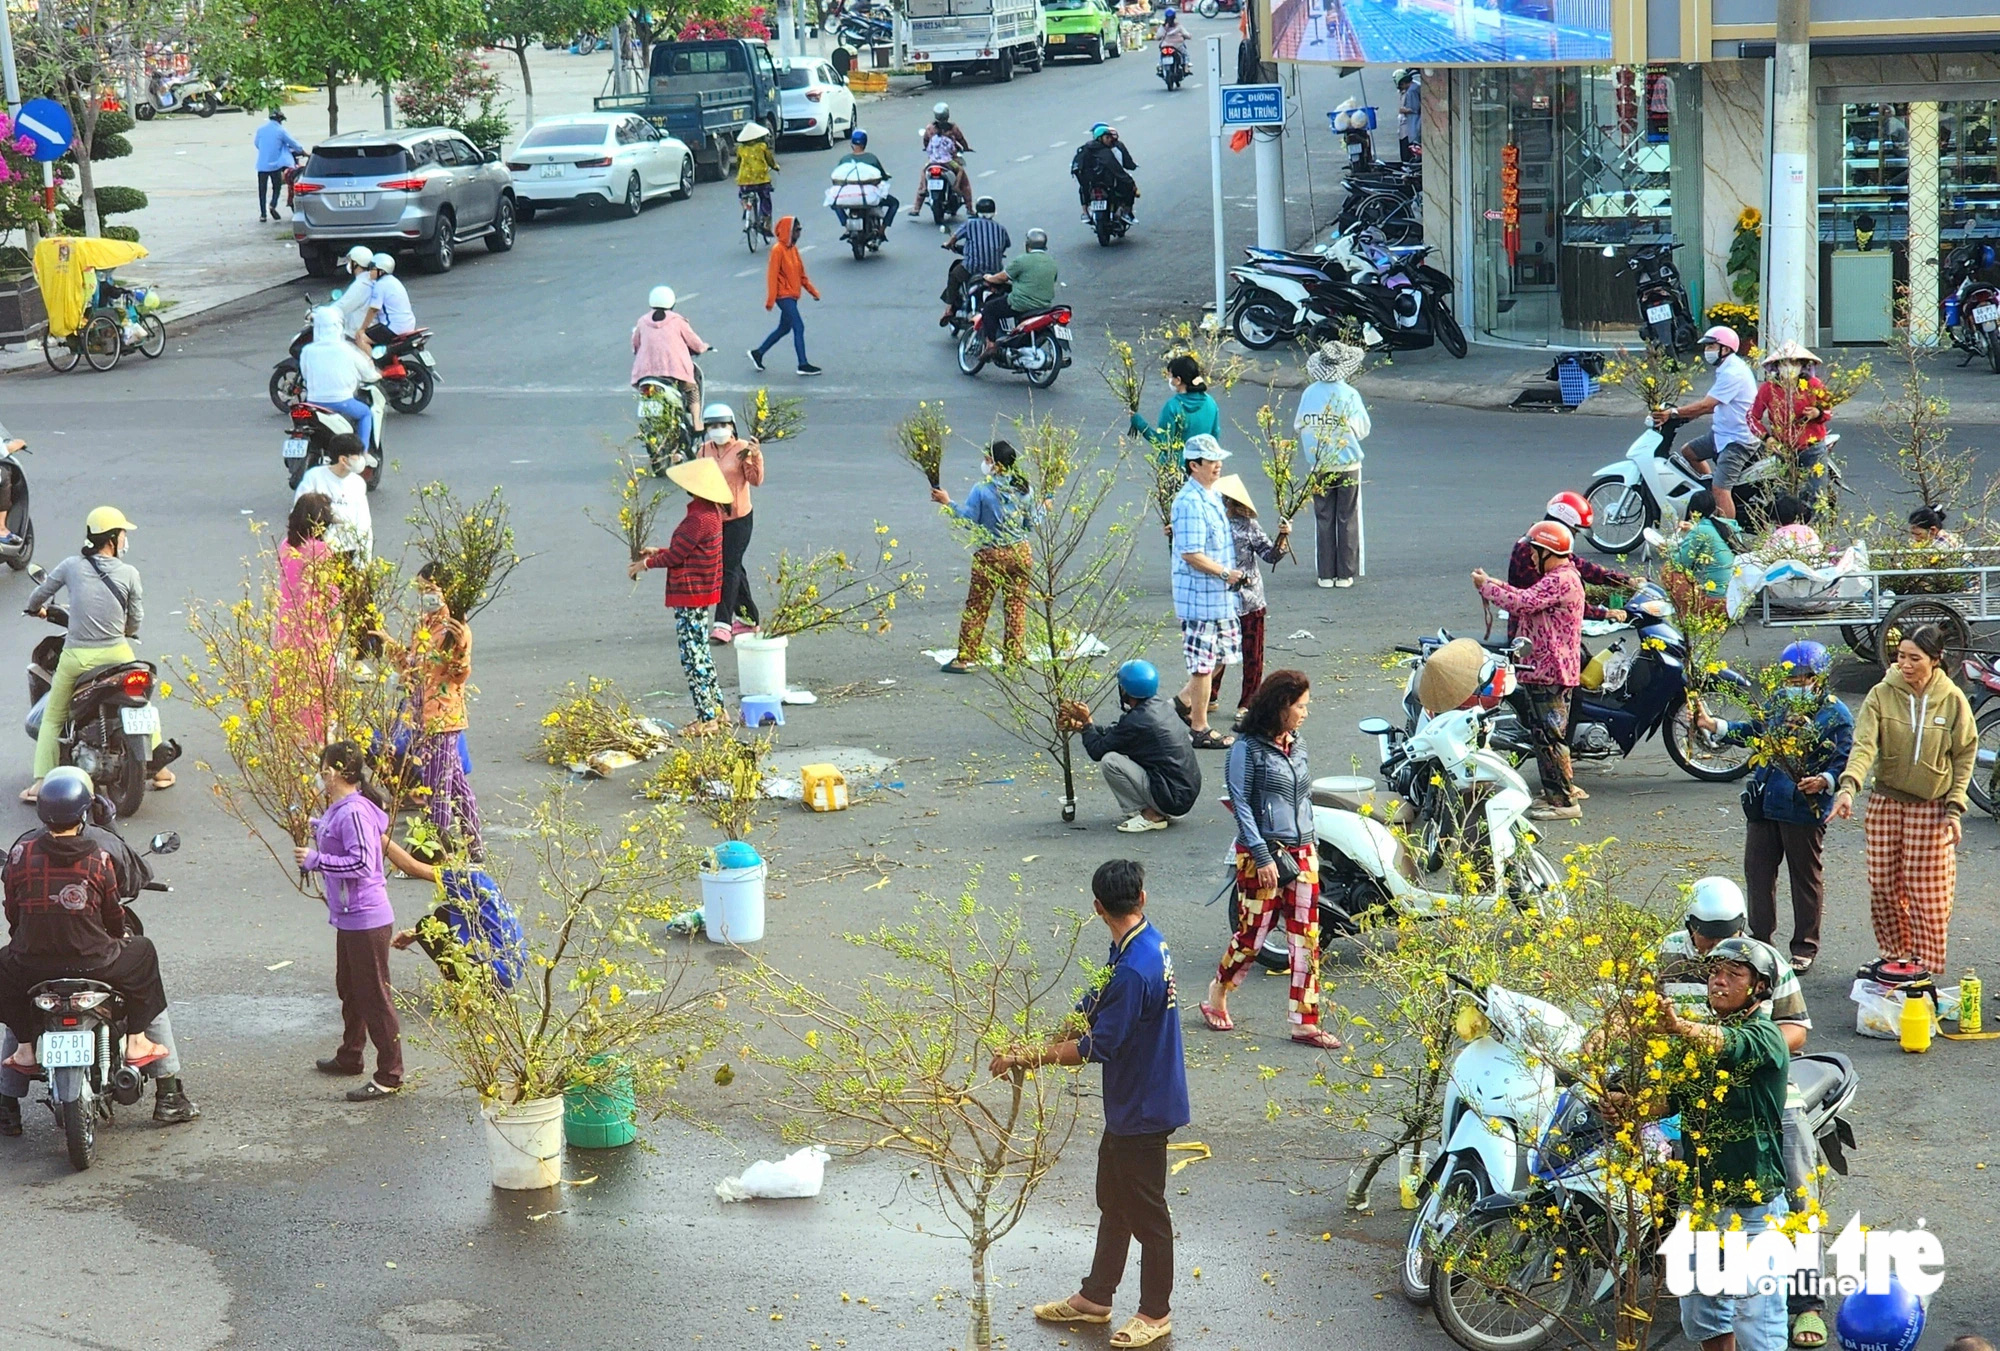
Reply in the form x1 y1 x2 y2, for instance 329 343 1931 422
293 127 517 276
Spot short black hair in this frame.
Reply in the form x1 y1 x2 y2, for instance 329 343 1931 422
1772 493 1812 527
329 432 366 460
1092 859 1145 915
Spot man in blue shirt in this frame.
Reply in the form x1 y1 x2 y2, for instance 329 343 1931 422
253 110 304 222
940 196 1010 327
991 859 1189 1348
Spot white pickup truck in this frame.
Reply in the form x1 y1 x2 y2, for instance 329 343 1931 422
906 0 1046 84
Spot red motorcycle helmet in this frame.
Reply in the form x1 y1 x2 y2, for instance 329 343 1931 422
1545 490 1592 530
1525 521 1574 556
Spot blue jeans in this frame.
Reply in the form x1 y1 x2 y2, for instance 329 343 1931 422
1678 1196 1791 1351
320 396 373 453
755 297 808 367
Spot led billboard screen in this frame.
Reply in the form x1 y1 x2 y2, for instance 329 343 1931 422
1270 0 1613 66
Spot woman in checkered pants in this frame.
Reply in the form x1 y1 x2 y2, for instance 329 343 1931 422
1832 624 1979 976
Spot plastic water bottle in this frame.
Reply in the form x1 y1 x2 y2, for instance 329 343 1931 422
1899 989 1933 1053
1961 969 1982 1034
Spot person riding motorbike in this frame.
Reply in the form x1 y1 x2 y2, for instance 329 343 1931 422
978 227 1058 359
299 305 378 453
910 102 973 217
360 253 416 350
333 245 376 348
735 121 780 240
1654 325 1759 521
1071 123 1138 222
631 284 709 418
830 129 899 235
23 508 171 802
1156 8 1192 77
0 767 197 1132
940 195 1010 326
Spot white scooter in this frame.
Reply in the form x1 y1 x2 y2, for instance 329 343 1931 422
1580 414 1836 556
1401 975 1582 1304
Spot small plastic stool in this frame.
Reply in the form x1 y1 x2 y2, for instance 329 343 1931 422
741 694 785 728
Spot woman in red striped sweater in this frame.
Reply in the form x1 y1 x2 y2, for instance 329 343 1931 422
629 458 734 733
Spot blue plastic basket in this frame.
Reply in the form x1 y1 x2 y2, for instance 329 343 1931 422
1556 358 1598 407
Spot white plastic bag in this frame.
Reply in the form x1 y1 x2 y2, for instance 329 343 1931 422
715 1144 830 1202
1850 979 1904 1039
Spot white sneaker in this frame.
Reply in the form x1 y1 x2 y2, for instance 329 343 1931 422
1316 578 1336 589
1333 577 1355 588
1116 813 1171 833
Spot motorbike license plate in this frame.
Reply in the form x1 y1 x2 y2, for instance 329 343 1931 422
1645 303 1674 324
333 192 364 208
1090 199 1106 213
539 163 564 178
120 705 160 737
1053 324 1072 339
38 1029 93 1069
1975 304 1999 326
282 436 309 460
417 349 436 367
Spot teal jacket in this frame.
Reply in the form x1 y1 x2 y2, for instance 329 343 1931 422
1130 390 1218 453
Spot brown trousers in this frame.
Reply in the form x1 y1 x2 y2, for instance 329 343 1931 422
1743 818 1825 960
333 924 403 1088
955 541 1031 665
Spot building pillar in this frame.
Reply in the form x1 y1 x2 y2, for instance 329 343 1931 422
1907 101 1940 345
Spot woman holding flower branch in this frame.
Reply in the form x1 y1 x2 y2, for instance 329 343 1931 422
696 403 765 645
629 459 733 734
1129 355 1218 454
933 440 1035 674
375 563 483 862
1294 342 1370 588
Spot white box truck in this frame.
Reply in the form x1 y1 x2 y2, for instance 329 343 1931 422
906 0 1045 84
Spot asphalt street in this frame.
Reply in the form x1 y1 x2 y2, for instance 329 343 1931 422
1 35 1999 1351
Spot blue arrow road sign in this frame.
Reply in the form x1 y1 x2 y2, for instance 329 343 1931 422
17 98 74 162
1219 84 1284 128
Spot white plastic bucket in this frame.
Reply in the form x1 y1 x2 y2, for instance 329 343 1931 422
482 1095 566 1190
702 863 768 944
734 634 789 699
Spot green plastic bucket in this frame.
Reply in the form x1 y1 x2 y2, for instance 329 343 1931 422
564 1063 637 1150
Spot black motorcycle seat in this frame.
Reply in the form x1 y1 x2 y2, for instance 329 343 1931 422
1788 1055 1847 1113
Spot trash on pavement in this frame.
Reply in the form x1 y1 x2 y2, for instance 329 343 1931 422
801 763 850 812
716 1145 831 1202
664 906 704 935
1168 1141 1210 1175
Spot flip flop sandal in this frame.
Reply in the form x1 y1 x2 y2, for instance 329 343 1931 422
1791 955 1816 973
1291 1028 1343 1050
1198 1002 1234 1032
150 770 176 790
942 661 978 675
1792 1311 1828 1347
1111 1316 1172 1347
1189 728 1234 750
17 785 35 804
1172 695 1192 725
124 1047 168 1071
1033 1299 1111 1325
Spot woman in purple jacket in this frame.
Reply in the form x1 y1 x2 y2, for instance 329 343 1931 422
293 741 403 1101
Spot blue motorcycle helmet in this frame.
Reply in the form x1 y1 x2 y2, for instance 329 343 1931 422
850 128 869 148
1163 7 1177 18
1779 640 1831 677
1834 1277 1925 1351
1117 659 1159 701
1091 122 1113 140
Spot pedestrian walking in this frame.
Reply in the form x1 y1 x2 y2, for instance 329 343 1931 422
1213 473 1286 718
1396 70 1421 162
1294 341 1370 588
1832 624 1977 976
1130 354 1218 456
933 439 1035 673
295 741 403 1102
1203 670 1342 1049
253 109 304 221
1168 434 1242 750
378 562 483 862
993 859 1188 1349
697 402 765 645
630 459 733 733
1474 522 1584 820
1061 660 1201 832
749 216 822 376
1695 642 1852 972
276 492 341 746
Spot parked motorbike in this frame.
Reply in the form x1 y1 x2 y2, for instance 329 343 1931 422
22 582 180 819
923 160 965 225
1581 414 1841 553
283 386 385 492
1941 242 2000 373
1615 241 1697 354
1228 244 1463 356
1958 652 2000 818
19 829 180 1171
957 282 1072 388
1157 43 1187 90
1087 184 1134 246
134 74 219 120
0 438 36 573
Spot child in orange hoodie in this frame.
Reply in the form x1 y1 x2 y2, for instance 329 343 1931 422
749 215 822 376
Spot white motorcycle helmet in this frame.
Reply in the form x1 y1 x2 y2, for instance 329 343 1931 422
1686 876 1748 942
932 101 950 121
344 244 374 270
648 285 676 310
371 252 396 274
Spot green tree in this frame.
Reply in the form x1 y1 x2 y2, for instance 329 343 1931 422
484 0 626 126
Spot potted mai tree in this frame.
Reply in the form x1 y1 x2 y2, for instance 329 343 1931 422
734 525 922 700
411 787 725 1189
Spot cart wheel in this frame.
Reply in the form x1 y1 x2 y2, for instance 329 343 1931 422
82 316 122 371
42 330 79 373
1877 597 1971 681
1970 701 2000 819
1839 623 1878 663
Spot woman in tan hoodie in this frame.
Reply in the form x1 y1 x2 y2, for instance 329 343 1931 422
1832 624 1978 974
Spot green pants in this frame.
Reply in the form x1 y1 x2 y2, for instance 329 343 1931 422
35 641 152 779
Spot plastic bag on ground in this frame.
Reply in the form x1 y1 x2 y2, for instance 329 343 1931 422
716 1144 830 1202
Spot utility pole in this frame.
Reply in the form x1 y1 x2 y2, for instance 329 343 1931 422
1764 0 1812 346
1206 35 1225 332
1253 125 1285 249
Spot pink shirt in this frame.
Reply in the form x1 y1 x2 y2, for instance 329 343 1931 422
1477 565 1584 688
276 538 339 650
630 311 707 386
698 437 765 520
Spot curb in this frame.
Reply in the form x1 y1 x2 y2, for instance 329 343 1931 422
0 275 299 378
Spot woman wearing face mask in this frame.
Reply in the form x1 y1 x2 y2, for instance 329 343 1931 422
695 403 764 645
932 440 1036 674
1748 341 1832 493
22 507 170 802
375 562 482 861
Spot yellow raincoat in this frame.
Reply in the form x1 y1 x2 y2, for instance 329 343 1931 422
34 236 148 338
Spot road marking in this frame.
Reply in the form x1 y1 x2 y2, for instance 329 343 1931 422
734 267 758 276
800 244 817 252
1116 114 1129 121
978 169 995 178
1014 154 1034 162
1050 140 1065 147
1141 103 1154 110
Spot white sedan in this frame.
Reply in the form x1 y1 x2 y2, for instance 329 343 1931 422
778 57 857 149
505 113 694 220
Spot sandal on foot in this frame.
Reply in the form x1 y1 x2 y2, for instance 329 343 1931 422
1791 955 1816 973
1172 695 1192 725
1792 1311 1828 1348
1111 1316 1172 1347
941 661 977 675
1189 728 1234 750
1291 1028 1343 1050
1198 1001 1234 1032
1033 1298 1111 1325
150 769 175 790
17 783 37 804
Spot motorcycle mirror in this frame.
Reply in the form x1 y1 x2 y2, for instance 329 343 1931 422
148 831 181 855
1600 245 1616 258
1356 716 1393 736
25 563 43 582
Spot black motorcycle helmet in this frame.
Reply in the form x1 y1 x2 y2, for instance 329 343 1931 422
38 766 94 828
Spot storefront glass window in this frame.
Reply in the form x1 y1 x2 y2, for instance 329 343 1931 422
1818 101 2000 251
1468 65 1701 346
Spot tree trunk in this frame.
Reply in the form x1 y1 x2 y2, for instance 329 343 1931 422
969 1236 992 1351
515 45 535 128
380 82 393 130
75 104 99 237
326 68 340 136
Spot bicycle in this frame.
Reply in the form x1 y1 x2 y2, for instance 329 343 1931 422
740 187 772 253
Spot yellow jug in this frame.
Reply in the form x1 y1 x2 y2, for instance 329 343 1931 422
1900 990 1933 1053
1580 648 1607 692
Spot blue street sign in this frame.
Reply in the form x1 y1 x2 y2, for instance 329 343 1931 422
1219 84 1284 128
17 98 74 162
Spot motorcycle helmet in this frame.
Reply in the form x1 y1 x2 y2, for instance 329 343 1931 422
1025 228 1049 251
371 252 396 274
1779 640 1831 676
85 506 137 536
1707 935 1780 997
850 128 869 148
1544 490 1592 530
701 402 737 428
648 284 676 311
1524 521 1572 556
1834 1277 1925 1351
1163 7 1177 19
1685 876 1748 941
1116 659 1159 700
736 121 770 143
37 766 94 828
344 244 375 270
1699 324 1741 354
932 101 950 120
974 195 996 216
1090 122 1112 140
